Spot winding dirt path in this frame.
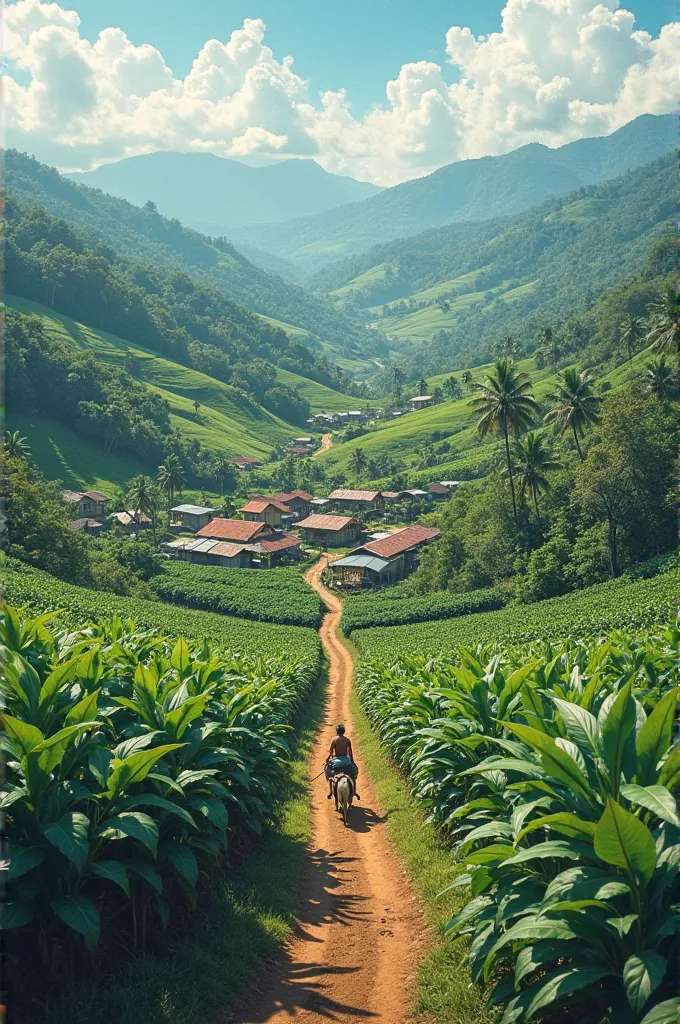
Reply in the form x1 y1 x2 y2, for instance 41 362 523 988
241 555 424 1023
312 433 333 458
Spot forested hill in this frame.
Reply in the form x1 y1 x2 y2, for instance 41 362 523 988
6 150 382 359
227 113 676 273
312 152 675 371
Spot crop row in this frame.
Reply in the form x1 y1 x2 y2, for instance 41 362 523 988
356 624 679 1024
2 560 321 667
150 562 323 628
1 602 318 980
353 569 679 660
341 586 503 635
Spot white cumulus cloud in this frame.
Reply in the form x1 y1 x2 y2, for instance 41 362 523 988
4 0 678 185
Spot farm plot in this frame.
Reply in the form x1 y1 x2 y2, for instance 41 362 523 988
341 586 503 635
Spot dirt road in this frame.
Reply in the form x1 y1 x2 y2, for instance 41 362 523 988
312 433 332 458
242 555 424 1023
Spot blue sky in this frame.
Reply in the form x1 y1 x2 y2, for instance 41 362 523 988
66 0 678 116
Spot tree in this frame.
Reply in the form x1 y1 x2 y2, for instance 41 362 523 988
432 386 444 404
349 447 367 485
544 368 601 461
4 431 31 458
618 313 645 362
157 454 186 520
193 399 201 418
469 359 539 521
279 453 298 492
641 357 677 403
444 375 463 400
127 475 159 547
418 377 428 396
537 326 560 366
503 431 560 526
645 287 680 361
462 370 473 391
391 367 405 404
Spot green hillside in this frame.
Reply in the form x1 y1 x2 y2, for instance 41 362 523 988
275 367 376 413
7 297 304 461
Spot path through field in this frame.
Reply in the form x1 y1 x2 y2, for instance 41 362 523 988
312 432 332 458
242 555 424 1023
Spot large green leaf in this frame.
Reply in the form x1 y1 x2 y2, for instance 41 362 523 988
126 858 163 893
163 694 209 740
594 798 656 884
640 998 680 1024
525 966 613 1019
485 916 576 979
623 951 668 1014
105 743 183 798
2 715 43 755
121 794 196 828
502 723 594 805
43 812 90 871
171 637 190 674
636 687 678 786
162 843 199 888
1 901 36 929
7 845 46 881
504 840 594 867
98 811 159 855
553 699 601 758
621 784 680 827
516 813 596 844
51 896 100 949
65 689 100 726
91 860 130 897
601 681 636 794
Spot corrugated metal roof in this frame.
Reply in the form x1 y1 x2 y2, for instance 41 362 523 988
333 553 391 572
360 525 440 559
171 504 216 515
328 489 381 502
197 519 269 542
297 514 356 530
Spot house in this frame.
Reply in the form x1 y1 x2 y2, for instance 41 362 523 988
62 489 110 520
68 518 103 537
196 518 275 544
170 504 216 532
233 456 257 471
410 395 433 411
309 413 334 427
328 489 384 512
428 482 453 499
112 510 151 533
296 514 362 549
289 446 311 457
293 436 313 447
309 497 332 512
440 480 461 491
380 491 401 503
404 488 431 502
257 532 302 566
162 538 252 568
271 490 314 519
330 524 440 588
240 498 289 527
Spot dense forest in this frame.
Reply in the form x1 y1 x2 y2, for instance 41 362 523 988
6 149 383 360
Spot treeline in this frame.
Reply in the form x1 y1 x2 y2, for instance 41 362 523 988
6 148 382 360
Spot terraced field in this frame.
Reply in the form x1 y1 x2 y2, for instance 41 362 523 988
275 367 377 413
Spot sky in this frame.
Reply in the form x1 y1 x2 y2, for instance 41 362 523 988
5 0 679 185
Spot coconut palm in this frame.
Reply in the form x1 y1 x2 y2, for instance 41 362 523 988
4 431 31 458
444 375 463 400
469 359 539 520
349 447 367 485
618 313 645 362
645 288 680 359
418 377 428 396
641 357 677 402
127 475 159 546
503 431 560 526
157 454 186 519
544 367 601 461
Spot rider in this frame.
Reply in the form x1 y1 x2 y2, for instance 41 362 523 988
325 725 360 800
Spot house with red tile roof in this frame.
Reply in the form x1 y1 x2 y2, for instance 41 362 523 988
270 490 314 518
240 498 289 527
233 456 258 470
296 514 362 549
196 518 274 543
328 488 383 512
328 525 440 588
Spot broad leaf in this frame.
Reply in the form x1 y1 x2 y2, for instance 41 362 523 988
162 843 199 888
502 723 593 805
2 715 43 755
504 840 594 867
1 901 36 929
98 811 159 855
636 688 678 786
91 860 130 897
594 798 656 884
525 966 613 1019
51 895 100 949
601 681 636 793
43 812 90 871
7 845 46 881
623 951 667 1014
105 743 183 798
126 858 163 893
640 999 680 1024
516 813 596 844
621 784 680 827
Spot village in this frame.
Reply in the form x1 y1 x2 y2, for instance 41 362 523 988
61 473 456 589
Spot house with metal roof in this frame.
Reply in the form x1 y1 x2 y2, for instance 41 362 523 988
196 518 274 544
410 395 434 411
328 488 384 512
329 524 440 588
62 489 111 520
296 514 362 549
170 504 216 532
270 490 314 518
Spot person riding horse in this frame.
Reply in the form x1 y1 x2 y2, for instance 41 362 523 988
325 725 360 800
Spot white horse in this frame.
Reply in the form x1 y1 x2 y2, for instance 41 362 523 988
334 775 353 826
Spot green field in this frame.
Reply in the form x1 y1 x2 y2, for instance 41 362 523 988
8 296 308 460
367 268 491 314
330 262 397 300
255 313 312 338
275 367 377 413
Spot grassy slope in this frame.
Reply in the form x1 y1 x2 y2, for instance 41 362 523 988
275 367 377 413
8 295 309 459
34 666 328 1024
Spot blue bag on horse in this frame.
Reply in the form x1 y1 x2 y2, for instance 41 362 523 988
326 755 358 782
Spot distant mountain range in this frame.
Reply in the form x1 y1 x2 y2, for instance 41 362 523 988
67 153 382 233
225 114 676 275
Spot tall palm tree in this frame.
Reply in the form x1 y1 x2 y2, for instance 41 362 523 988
641 357 677 402
469 359 539 520
158 454 186 519
418 377 428 396
645 288 680 360
503 431 560 526
544 368 601 461
4 431 31 458
349 447 367 485
444 375 462 400
127 475 159 546
619 313 645 362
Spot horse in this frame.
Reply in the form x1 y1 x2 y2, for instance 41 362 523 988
333 773 353 826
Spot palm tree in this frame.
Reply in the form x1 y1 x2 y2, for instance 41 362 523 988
157 454 186 520
4 431 31 458
503 431 560 526
127 475 159 546
544 368 601 461
641 357 677 402
619 313 645 362
193 398 201 418
645 288 680 360
349 447 367 485
469 359 539 520
444 375 462 400
391 367 405 404
537 326 560 366
462 370 474 391
418 377 428 396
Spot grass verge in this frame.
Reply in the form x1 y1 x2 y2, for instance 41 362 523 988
29 666 328 1024
344 631 491 1024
